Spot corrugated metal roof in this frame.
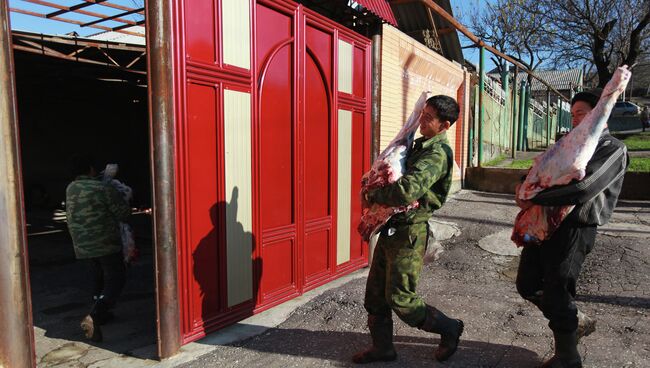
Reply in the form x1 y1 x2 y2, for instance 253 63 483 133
389 0 464 64
87 26 146 46
355 0 397 26
488 68 583 92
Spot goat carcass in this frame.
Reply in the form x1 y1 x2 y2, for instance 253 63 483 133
357 92 430 241
511 66 631 246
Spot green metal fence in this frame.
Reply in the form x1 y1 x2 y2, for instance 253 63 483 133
475 76 571 165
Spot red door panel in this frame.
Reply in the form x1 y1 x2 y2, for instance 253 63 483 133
259 44 294 230
353 46 365 98
260 238 295 296
184 0 217 64
256 2 298 303
185 82 221 329
303 50 331 283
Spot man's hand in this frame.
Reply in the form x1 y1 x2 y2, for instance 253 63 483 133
514 183 534 210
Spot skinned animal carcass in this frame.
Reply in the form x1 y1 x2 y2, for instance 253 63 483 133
511 66 631 246
358 92 430 241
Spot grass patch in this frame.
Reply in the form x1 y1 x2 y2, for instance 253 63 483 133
483 154 506 167
613 132 650 151
629 157 650 172
508 159 534 169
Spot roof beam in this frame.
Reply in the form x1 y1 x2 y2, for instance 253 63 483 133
46 0 108 18
81 7 144 27
13 43 145 74
82 0 143 14
13 31 145 52
9 7 144 37
112 19 145 32
23 0 139 26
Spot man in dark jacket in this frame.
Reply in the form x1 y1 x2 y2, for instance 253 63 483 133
66 156 131 342
515 92 629 368
353 95 463 364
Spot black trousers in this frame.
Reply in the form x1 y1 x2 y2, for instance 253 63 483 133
88 251 126 309
516 219 597 333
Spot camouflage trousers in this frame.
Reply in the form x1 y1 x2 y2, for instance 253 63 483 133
363 222 428 327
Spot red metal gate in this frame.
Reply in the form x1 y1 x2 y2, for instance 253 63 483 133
174 0 371 343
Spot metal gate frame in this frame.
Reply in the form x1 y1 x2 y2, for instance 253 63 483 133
0 0 183 364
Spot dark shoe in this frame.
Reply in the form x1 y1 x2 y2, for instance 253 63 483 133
419 305 464 362
352 315 397 364
541 330 582 368
576 310 596 340
80 315 103 342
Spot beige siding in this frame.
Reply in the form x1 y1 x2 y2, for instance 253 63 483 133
337 109 352 265
224 89 253 307
379 24 465 153
338 40 353 94
222 0 250 69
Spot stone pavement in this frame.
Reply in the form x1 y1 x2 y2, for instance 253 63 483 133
32 190 650 367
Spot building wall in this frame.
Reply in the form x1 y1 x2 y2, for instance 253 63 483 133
379 24 468 184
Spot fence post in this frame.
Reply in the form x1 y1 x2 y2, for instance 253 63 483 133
501 69 509 153
511 68 518 158
478 46 485 166
518 82 526 151
523 83 531 151
546 88 551 147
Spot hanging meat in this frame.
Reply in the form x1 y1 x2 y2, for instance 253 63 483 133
357 92 430 241
511 65 632 247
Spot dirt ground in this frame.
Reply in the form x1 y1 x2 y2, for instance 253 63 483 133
179 190 650 368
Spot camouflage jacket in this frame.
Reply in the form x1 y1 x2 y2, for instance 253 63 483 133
66 175 131 259
368 133 453 225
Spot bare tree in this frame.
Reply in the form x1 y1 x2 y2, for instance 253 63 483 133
466 0 550 75
533 0 650 87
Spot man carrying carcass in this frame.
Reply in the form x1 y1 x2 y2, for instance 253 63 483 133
353 95 464 364
515 91 629 368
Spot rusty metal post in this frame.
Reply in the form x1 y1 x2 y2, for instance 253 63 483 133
371 29 382 163
0 2 36 367
146 0 181 359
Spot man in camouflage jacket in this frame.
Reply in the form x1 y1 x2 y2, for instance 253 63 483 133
66 156 131 341
353 95 464 364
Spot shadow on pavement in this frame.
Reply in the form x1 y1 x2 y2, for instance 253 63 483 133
575 294 650 309
219 328 541 368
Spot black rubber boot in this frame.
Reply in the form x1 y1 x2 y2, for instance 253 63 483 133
541 330 582 368
352 315 397 364
418 305 464 362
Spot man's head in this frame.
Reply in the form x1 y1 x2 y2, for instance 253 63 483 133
570 91 599 128
71 155 97 178
419 95 460 138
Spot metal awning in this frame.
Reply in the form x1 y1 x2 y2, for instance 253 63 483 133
9 0 145 38
12 29 146 74
355 0 397 26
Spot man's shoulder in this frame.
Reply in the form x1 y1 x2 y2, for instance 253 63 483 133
66 179 108 196
598 133 626 151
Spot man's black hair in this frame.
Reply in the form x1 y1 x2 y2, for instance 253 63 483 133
426 95 460 126
571 91 600 108
71 155 96 177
